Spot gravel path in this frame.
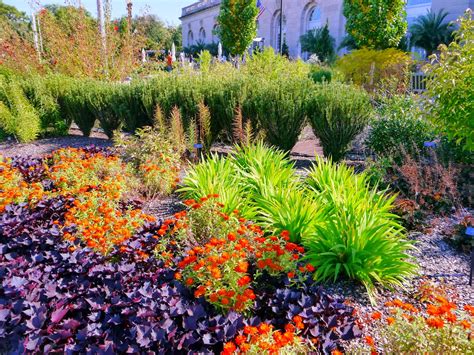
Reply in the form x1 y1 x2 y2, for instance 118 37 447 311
0 129 111 158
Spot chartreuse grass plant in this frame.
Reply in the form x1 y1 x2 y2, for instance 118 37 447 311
179 154 254 218
304 157 417 300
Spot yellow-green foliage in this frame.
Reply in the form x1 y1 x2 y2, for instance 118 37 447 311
0 76 41 142
336 48 411 93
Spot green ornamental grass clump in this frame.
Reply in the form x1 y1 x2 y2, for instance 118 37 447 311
304 157 417 299
181 144 417 297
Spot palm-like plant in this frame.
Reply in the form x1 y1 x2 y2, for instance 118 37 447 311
410 10 454 56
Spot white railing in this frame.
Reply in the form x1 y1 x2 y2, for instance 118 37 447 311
410 71 427 93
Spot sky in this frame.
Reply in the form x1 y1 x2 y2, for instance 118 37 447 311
3 0 195 25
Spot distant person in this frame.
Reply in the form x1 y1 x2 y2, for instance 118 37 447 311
166 53 173 72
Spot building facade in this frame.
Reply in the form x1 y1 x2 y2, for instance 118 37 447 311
180 0 474 57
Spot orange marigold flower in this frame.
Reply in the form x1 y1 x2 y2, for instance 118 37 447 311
287 271 295 278
258 323 271 334
463 305 474 317
371 311 382 321
386 317 395 325
445 312 457 323
234 335 246 345
244 326 258 336
332 350 343 355
237 275 251 287
222 341 236 355
365 335 375 347
426 317 444 329
460 320 471 329
306 263 315 272
185 277 194 286
292 315 303 324
234 261 248 273
280 230 290 240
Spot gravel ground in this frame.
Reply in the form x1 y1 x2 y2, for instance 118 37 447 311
0 129 111 158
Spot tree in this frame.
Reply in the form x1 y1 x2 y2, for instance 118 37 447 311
424 10 474 151
343 0 407 49
0 0 30 36
300 23 336 63
410 9 454 56
217 0 258 57
132 15 182 51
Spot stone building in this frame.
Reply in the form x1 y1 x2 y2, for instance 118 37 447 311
180 0 474 58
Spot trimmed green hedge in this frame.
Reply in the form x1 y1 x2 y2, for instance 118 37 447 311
11 70 371 154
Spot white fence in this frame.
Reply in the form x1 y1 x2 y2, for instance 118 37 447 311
410 71 427 93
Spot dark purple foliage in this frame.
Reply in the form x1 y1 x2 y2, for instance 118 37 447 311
9 157 47 183
0 199 244 354
253 276 362 353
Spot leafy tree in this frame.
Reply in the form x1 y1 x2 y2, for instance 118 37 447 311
300 23 336 63
217 0 258 57
410 9 454 56
343 0 407 49
0 0 30 36
132 15 182 51
424 10 474 151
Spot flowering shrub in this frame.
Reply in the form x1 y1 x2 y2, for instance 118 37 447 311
114 126 183 196
0 159 45 212
223 322 311 354
154 196 308 314
352 297 474 353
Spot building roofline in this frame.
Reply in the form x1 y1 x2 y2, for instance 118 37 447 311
180 0 221 20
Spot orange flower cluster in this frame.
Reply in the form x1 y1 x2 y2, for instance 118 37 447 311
171 196 308 314
49 148 127 199
364 296 474 334
0 159 46 212
223 322 305 355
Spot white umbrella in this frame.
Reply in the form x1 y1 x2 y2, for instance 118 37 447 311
171 43 176 61
218 42 223 61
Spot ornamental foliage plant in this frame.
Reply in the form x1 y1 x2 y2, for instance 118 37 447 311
367 94 436 159
217 0 259 57
424 10 474 151
304 157 417 299
343 0 407 49
336 48 412 93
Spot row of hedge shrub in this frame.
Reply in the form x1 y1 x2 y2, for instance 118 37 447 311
2 68 372 161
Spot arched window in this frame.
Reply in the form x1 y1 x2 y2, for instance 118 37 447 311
307 6 322 31
199 27 206 42
188 30 194 45
212 24 219 42
272 12 285 50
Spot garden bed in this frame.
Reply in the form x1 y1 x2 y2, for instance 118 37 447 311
1 143 472 354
